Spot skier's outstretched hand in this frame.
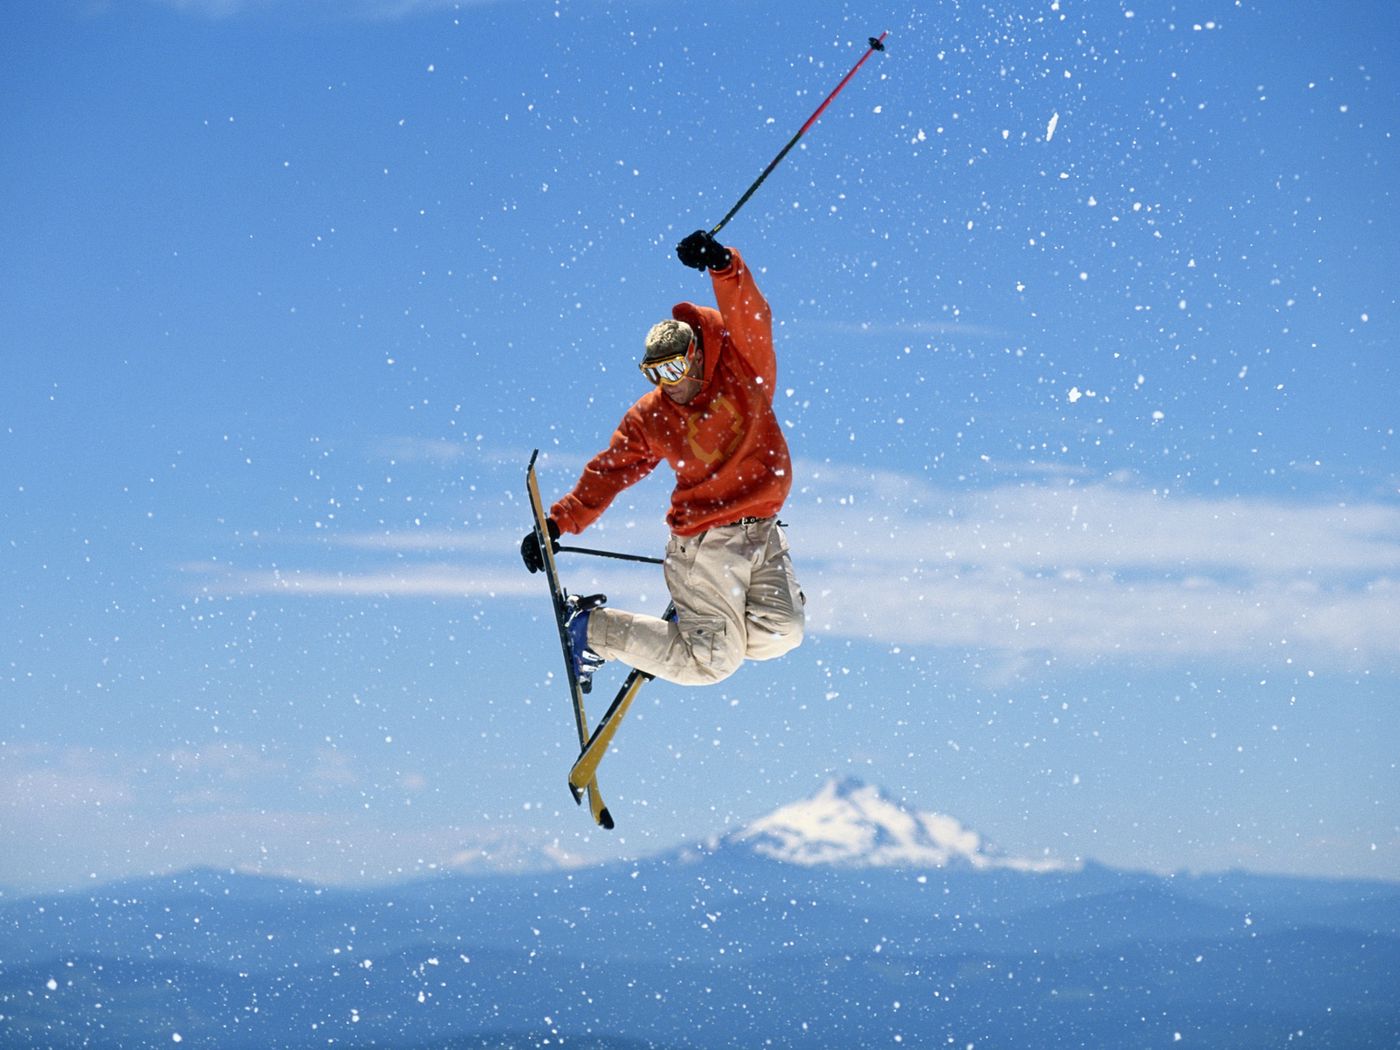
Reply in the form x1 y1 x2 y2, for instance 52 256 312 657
676 230 731 272
521 518 561 574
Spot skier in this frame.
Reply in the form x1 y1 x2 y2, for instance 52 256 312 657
521 229 805 688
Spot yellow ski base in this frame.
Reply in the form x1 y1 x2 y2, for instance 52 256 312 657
569 673 647 793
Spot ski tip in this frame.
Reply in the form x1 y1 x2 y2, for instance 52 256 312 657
598 807 615 830
569 782 584 806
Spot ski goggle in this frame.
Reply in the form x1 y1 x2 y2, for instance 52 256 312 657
639 338 696 386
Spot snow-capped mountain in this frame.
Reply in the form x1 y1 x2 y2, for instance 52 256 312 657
721 776 1078 873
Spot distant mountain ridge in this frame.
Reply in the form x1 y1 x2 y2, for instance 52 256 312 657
716 775 1078 873
1 782 1396 1050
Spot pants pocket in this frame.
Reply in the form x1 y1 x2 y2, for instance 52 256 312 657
665 531 703 588
682 615 727 665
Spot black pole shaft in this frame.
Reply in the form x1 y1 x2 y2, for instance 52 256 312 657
710 32 887 237
709 127 807 238
557 544 665 566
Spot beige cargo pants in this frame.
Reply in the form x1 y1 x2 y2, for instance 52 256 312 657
587 517 805 686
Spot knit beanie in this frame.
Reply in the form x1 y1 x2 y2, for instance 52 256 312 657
642 319 695 364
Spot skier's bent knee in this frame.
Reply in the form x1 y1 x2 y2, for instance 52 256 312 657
688 648 744 686
746 622 804 662
775 620 805 656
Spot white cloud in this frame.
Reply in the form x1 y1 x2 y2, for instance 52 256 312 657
0 745 133 813
192 459 1400 669
207 562 537 599
369 437 469 466
331 530 510 552
788 465 1400 667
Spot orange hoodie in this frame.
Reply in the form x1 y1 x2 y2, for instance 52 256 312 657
551 249 792 538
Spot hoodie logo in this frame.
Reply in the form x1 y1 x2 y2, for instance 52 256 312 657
687 394 744 466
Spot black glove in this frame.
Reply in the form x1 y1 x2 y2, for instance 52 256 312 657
521 517 561 574
676 229 732 272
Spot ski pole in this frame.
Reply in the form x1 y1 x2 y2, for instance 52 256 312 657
557 544 665 567
710 32 888 237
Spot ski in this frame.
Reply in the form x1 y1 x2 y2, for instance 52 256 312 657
525 450 614 829
568 602 674 796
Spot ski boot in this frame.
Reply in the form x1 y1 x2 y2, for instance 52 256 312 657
564 593 607 693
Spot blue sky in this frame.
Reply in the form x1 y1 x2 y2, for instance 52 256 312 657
2 0 1396 893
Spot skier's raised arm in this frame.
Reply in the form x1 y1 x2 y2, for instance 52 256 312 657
677 229 775 395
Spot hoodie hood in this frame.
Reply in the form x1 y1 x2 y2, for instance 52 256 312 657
671 300 727 394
